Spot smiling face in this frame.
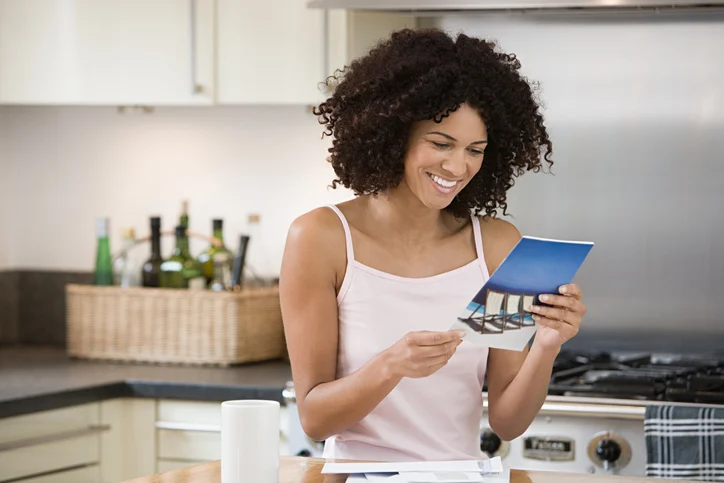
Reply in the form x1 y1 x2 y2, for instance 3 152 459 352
400 104 488 212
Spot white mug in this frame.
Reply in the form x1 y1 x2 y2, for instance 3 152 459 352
221 400 280 483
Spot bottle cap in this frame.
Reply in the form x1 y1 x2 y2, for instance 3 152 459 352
96 217 109 238
213 219 223 230
122 227 136 239
150 216 161 228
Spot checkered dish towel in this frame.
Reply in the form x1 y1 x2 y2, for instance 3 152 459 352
645 405 724 481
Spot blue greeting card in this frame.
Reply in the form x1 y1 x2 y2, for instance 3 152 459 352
450 236 594 351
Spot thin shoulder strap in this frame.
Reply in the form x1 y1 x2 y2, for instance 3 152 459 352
471 215 490 278
326 205 355 262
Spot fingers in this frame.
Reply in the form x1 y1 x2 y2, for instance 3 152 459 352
558 283 582 300
409 330 465 347
537 294 584 314
535 315 579 339
530 303 570 323
418 338 461 359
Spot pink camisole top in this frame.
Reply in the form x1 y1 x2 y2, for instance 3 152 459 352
321 204 491 462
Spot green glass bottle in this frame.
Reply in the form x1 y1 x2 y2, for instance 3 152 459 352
159 225 205 289
179 200 189 229
93 217 114 286
141 217 163 288
198 218 233 286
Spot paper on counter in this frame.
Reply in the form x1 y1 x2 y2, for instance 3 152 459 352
345 468 511 483
325 456 503 475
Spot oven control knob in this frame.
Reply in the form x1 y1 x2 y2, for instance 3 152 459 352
588 432 632 471
596 439 621 463
480 430 502 456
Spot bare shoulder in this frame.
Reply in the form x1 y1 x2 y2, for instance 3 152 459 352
287 206 345 245
477 216 522 274
282 206 348 289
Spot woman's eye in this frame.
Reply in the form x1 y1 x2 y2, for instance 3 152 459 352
432 142 450 149
468 149 484 156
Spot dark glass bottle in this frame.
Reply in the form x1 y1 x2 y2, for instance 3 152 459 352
159 225 204 289
198 218 232 286
141 217 163 287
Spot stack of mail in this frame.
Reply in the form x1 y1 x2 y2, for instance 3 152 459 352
321 456 510 483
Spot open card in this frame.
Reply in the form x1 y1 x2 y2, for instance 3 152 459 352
450 236 594 351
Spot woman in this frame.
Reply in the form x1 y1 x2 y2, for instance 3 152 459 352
279 28 587 462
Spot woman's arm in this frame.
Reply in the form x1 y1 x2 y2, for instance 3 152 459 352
279 208 400 441
480 218 587 441
280 208 463 441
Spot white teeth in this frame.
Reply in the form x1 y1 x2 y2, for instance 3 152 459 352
430 174 457 188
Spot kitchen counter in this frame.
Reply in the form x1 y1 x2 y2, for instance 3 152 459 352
0 346 292 419
122 456 698 483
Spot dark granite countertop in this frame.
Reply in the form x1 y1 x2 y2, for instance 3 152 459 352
0 346 293 420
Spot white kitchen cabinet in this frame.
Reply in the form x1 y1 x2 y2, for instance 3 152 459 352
99 398 156 483
154 398 290 470
13 466 100 483
0 0 416 106
217 3 418 105
217 0 327 105
0 403 104 483
326 10 419 79
0 0 215 105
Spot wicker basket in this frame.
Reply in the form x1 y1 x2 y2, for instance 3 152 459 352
65 283 286 366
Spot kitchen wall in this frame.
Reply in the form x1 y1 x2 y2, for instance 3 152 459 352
1 10 722 348
0 116 10 270
434 12 724 341
0 105 353 277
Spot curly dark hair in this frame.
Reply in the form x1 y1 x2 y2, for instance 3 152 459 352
314 28 553 219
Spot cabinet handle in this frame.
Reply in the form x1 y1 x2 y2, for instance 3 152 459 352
0 425 110 452
155 421 221 433
155 422 287 440
322 8 329 84
190 0 201 94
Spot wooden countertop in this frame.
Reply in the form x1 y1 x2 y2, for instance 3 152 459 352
122 456 697 483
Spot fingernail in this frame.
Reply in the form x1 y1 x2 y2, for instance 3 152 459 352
531 305 540 312
560 286 567 294
532 314 539 321
540 295 549 302
457 330 466 338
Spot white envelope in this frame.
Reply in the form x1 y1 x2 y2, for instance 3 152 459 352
324 457 503 475
345 469 511 483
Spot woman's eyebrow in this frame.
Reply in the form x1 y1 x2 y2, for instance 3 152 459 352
427 131 487 145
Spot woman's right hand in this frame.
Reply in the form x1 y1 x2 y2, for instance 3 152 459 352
382 330 466 379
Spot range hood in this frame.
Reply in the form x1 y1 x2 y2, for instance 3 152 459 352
306 0 724 13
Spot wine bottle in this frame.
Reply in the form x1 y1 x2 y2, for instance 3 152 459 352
115 227 139 287
159 225 205 289
198 218 233 286
93 217 114 286
141 217 163 287
209 252 231 291
179 200 189 229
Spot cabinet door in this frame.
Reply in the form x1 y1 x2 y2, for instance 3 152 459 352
326 11 418 79
15 465 100 483
217 0 327 105
0 0 214 105
0 403 103 482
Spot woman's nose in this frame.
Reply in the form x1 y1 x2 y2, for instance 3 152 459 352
441 151 467 177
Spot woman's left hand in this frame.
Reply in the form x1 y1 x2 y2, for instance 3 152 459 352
531 283 586 351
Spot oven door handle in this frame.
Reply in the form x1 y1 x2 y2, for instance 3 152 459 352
484 400 645 420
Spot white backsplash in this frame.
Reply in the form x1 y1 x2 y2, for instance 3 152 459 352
0 105 353 275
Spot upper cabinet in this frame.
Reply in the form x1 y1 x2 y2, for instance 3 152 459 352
0 0 417 106
0 0 215 105
217 0 326 105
